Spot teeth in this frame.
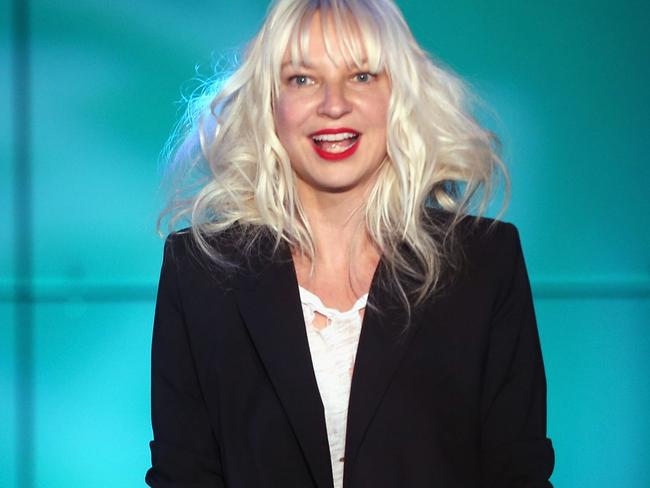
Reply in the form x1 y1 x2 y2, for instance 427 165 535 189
312 132 358 142
319 139 356 153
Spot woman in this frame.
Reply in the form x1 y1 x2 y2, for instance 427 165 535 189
146 0 554 487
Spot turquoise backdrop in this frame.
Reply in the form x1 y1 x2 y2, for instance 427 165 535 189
1 0 648 486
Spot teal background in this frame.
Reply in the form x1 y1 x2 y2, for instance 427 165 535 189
1 0 648 486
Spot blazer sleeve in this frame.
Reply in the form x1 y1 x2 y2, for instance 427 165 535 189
145 235 226 488
479 224 555 487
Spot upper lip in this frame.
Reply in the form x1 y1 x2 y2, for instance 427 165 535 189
309 127 360 137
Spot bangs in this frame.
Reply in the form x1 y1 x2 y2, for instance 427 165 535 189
283 0 386 73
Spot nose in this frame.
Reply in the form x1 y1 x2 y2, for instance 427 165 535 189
317 82 352 119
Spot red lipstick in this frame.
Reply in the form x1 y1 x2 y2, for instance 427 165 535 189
309 127 360 161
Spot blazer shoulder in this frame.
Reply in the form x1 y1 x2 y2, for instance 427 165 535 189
426 211 524 287
161 224 282 290
163 224 248 259
427 209 521 254
457 215 520 251
162 227 207 273
160 226 236 285
162 227 192 259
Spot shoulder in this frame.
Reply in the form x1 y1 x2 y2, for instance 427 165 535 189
161 223 281 286
426 209 525 288
163 224 252 260
457 215 521 260
162 227 208 273
427 208 521 254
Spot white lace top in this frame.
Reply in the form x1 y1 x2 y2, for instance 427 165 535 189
299 286 367 488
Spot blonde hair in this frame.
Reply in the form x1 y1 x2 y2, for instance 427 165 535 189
158 0 509 319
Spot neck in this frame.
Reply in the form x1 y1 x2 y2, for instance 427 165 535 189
291 183 382 303
296 186 373 265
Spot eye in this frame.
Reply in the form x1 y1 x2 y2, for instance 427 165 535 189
353 72 375 83
288 74 314 87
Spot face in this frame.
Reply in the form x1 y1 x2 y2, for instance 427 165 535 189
274 12 391 202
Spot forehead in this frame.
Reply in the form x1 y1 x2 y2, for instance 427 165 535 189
280 8 382 72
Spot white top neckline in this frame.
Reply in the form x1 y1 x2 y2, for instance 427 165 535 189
298 285 368 321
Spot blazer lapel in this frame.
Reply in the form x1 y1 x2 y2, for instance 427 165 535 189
344 262 425 468
235 243 334 488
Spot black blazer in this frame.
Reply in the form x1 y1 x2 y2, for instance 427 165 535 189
145 217 554 487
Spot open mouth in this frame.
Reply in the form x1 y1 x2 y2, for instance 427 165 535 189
310 130 360 160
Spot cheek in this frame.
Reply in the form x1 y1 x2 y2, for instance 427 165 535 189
360 93 390 130
273 101 290 140
274 94 308 138
362 95 390 157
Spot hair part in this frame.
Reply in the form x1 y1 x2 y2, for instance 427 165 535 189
158 0 510 326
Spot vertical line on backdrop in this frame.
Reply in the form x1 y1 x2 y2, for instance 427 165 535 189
12 0 34 486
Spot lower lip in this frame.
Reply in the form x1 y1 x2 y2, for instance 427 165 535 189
311 136 360 161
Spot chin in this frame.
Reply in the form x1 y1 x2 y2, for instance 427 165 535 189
308 174 375 195
293 156 381 196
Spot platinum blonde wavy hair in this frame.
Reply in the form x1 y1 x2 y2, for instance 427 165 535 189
159 0 509 316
